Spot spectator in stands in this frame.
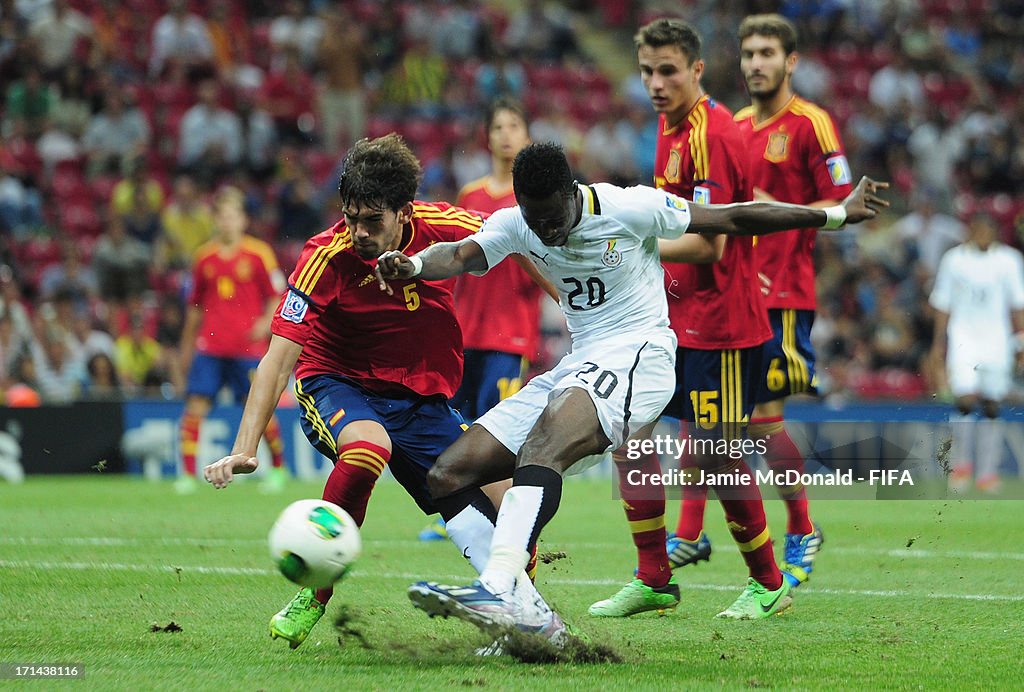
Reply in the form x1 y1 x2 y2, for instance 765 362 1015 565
90 0 131 66
155 294 185 392
178 79 243 184
317 8 367 153
93 215 151 308
475 48 526 105
580 103 638 185
387 38 448 118
0 165 42 237
28 0 91 78
4 63 54 139
51 62 92 139
113 314 163 397
121 184 164 246
260 48 316 145
30 316 87 403
435 0 486 60
157 174 213 270
82 88 150 177
111 157 164 220
148 0 213 79
0 306 30 385
503 0 581 61
207 0 251 81
893 190 966 275
235 90 278 180
69 310 115 364
868 49 925 115
83 351 121 400
37 242 97 308
275 159 322 242
268 0 323 69
36 118 80 178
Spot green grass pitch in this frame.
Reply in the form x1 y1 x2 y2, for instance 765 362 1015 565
1 476 1020 690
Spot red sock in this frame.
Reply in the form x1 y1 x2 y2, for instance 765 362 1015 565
264 415 286 470
180 413 201 477
714 457 783 590
753 418 813 535
316 440 391 605
614 449 670 588
675 425 707 541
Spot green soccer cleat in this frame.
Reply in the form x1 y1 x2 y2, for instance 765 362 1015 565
588 577 680 618
269 588 325 649
260 466 289 495
715 577 792 620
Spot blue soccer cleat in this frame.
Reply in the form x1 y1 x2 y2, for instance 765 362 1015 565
408 580 519 632
417 517 447 542
666 531 712 569
780 523 824 588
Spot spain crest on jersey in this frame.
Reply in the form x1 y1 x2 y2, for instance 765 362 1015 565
764 131 789 163
826 154 852 185
601 240 622 267
281 289 309 324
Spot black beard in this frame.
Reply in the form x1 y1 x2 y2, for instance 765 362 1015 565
748 77 783 102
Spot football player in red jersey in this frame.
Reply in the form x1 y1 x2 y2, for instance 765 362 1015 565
591 17 789 621
202 134 562 649
728 13 853 588
417 97 558 542
177 187 288 495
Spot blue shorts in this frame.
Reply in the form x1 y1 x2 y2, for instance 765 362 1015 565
294 375 467 514
451 350 527 421
663 345 764 440
755 309 818 404
186 354 260 401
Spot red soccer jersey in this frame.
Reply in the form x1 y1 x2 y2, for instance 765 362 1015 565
454 177 542 359
734 96 853 309
654 95 771 350
189 236 282 358
271 202 484 398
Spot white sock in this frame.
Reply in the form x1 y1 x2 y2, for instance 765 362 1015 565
975 417 1004 479
479 485 544 595
950 411 976 472
444 504 494 574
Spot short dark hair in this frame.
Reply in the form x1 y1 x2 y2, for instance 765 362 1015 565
738 14 798 55
485 96 529 132
634 18 702 64
337 134 422 212
512 142 574 200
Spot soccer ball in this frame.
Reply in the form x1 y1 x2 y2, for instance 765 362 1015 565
268 499 362 589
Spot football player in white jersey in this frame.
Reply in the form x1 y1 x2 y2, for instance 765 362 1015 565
376 142 887 642
930 212 1024 494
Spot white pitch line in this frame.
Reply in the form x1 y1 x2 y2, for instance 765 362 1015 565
3 536 1023 562
0 559 1021 603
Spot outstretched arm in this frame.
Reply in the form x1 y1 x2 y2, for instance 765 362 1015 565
687 177 889 236
375 238 489 293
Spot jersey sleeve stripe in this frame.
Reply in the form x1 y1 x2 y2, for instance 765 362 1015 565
791 101 841 154
733 105 755 122
419 217 483 233
688 105 710 183
416 208 485 227
294 234 351 294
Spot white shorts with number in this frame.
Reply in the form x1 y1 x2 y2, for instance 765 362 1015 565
947 339 1012 400
474 334 676 472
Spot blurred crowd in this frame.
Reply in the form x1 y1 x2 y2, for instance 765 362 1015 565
0 0 1022 405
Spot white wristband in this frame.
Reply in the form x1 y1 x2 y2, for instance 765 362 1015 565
822 206 847 230
408 254 423 277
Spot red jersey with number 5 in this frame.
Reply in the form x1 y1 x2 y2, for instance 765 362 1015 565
654 95 771 350
454 177 542 359
271 202 484 398
734 96 853 309
189 236 283 358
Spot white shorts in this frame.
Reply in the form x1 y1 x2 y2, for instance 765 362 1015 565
947 343 1012 400
474 335 676 472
